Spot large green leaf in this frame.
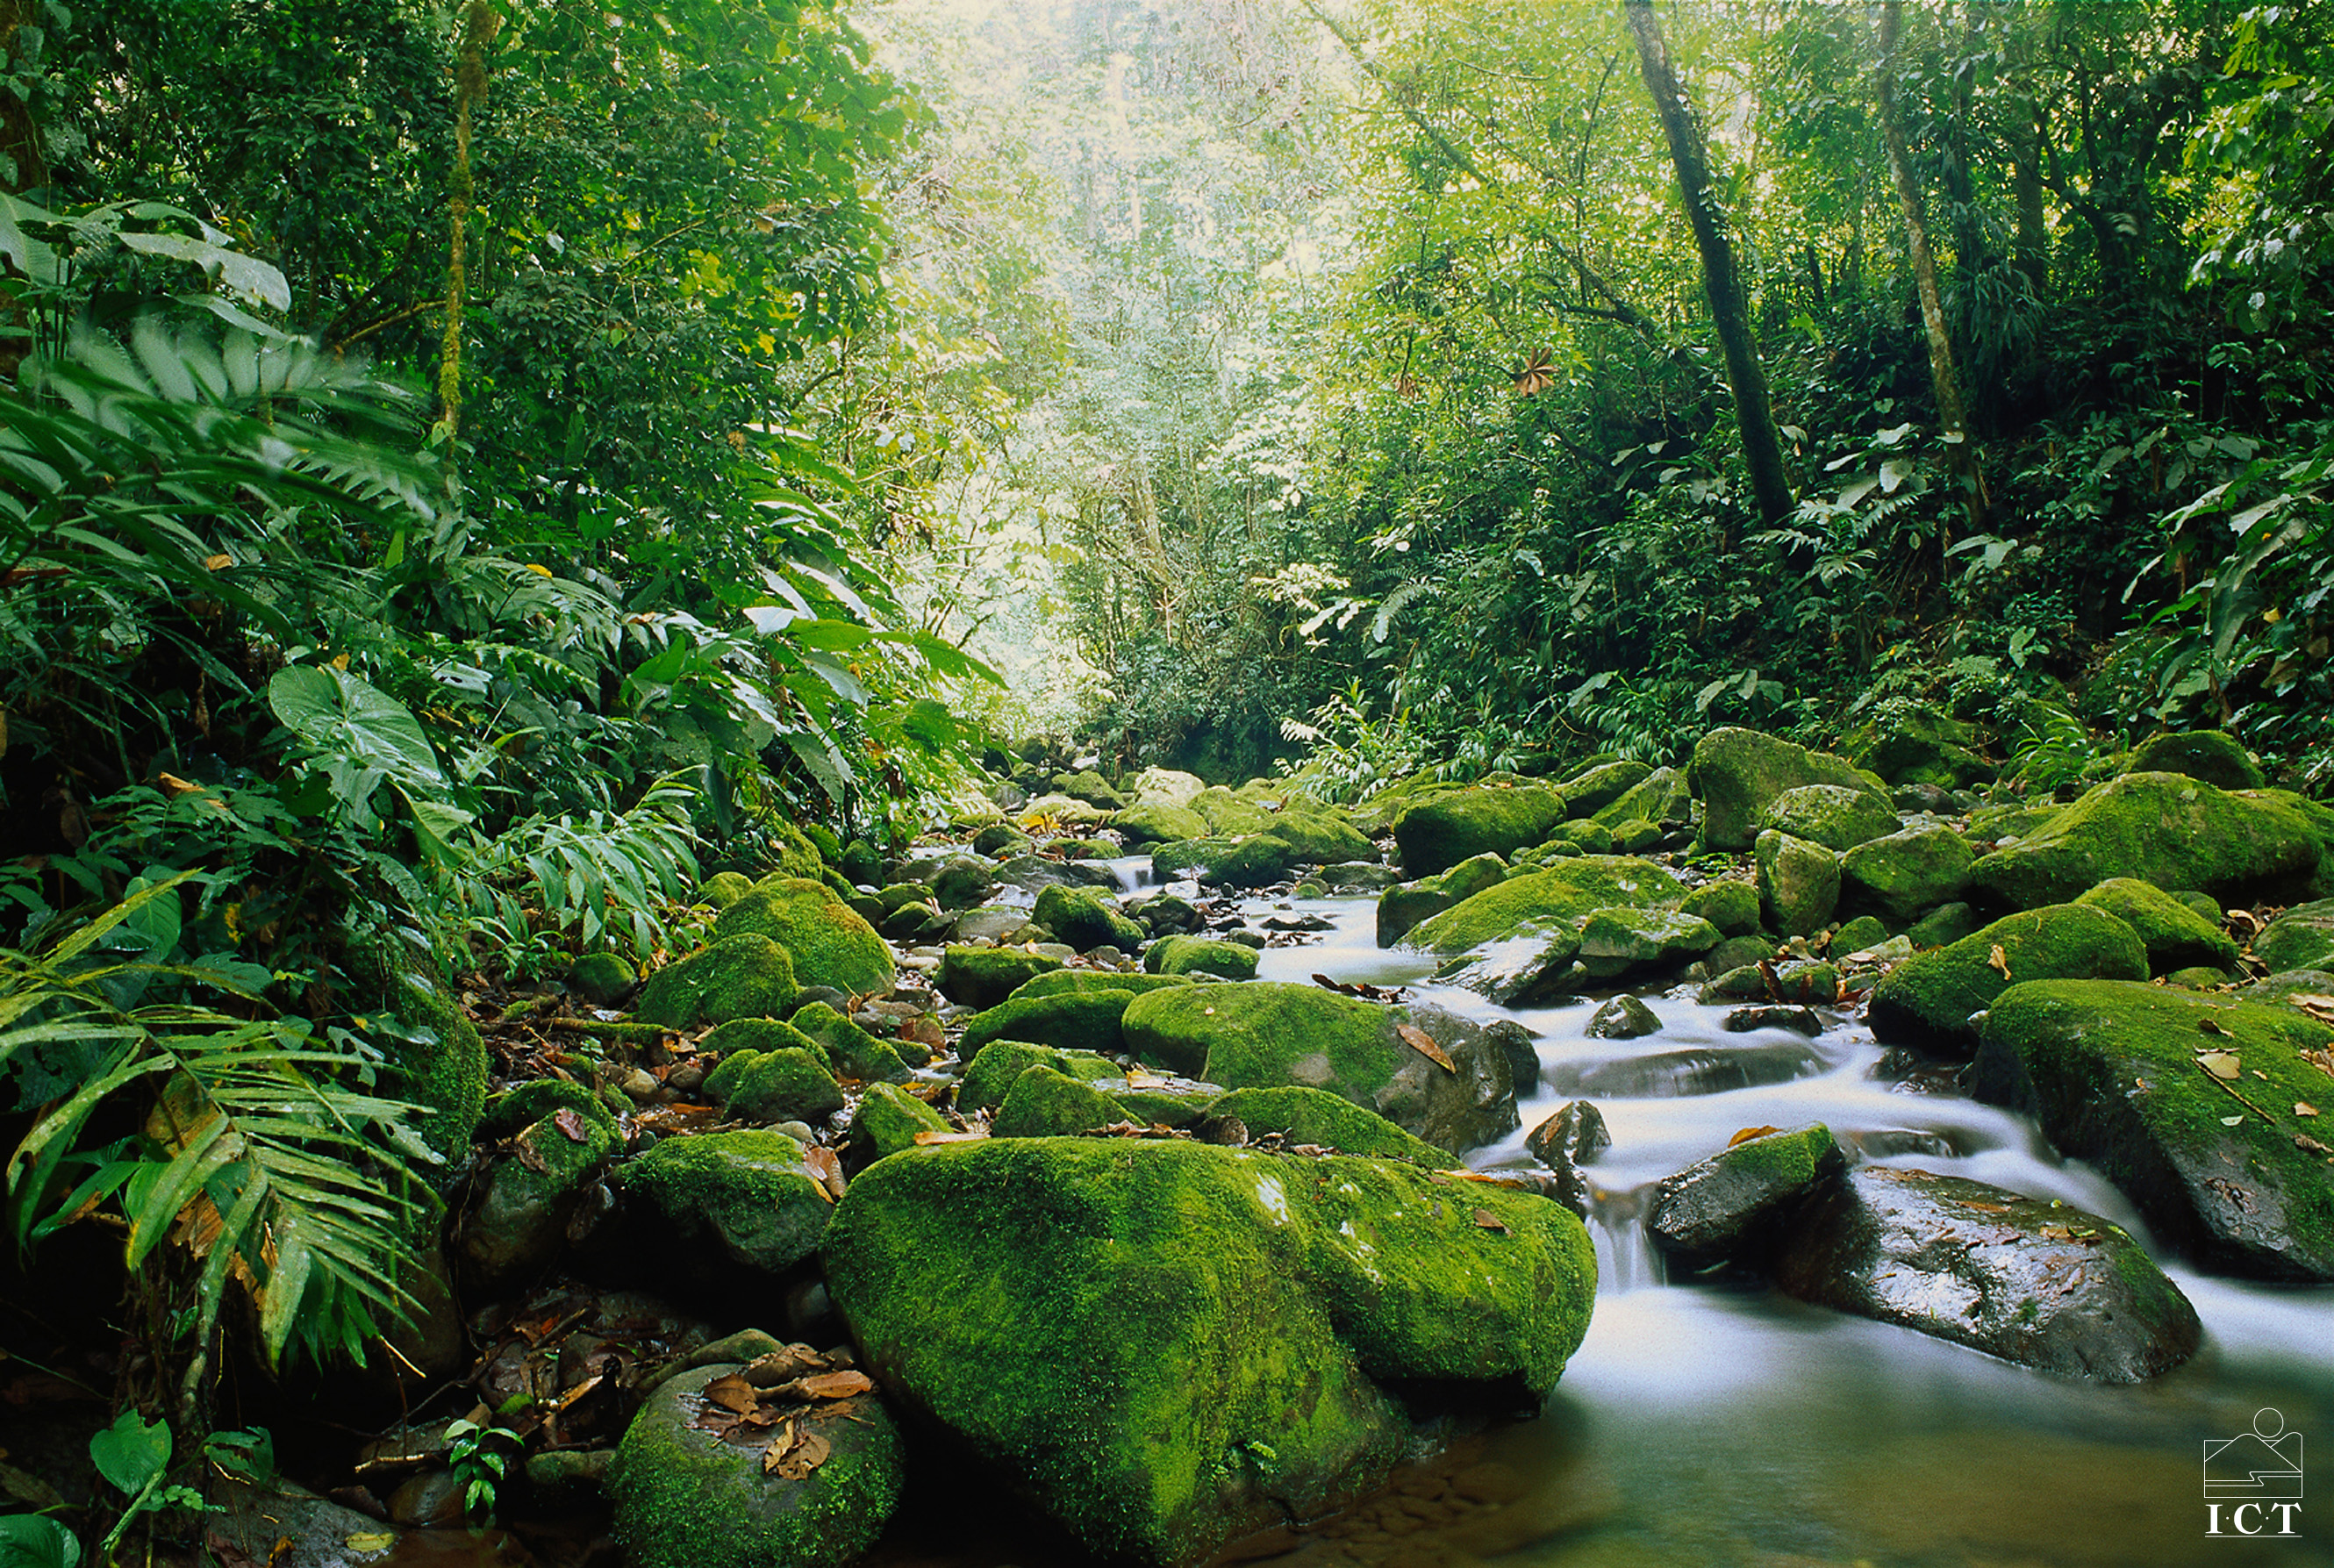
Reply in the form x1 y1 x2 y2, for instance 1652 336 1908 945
268 667 444 787
88 1411 171 1498
0 1514 82 1568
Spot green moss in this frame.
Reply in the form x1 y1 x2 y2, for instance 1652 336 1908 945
691 871 755 910
1839 825 1976 925
619 1131 832 1276
1391 784 1569 878
1867 904 2147 1054
637 935 800 1029
958 1040 1125 1114
1591 766 1693 828
1550 819 1614 854
703 1048 844 1125
958 990 1137 1063
1553 760 1648 815
1758 784 1900 851
1110 801 1210 845
341 927 488 1165
1008 970 1199 1003
1844 704 1994 789
567 952 638 1003
1966 773 2321 910
701 1015 829 1067
609 1362 901 1568
1832 914 1890 953
1406 856 1680 956
712 877 894 998
1574 906 1722 981
1256 813 1374 866
1677 879 1758 937
786 1001 910 1085
1754 829 1841 937
2074 877 2242 975
1374 882 1455 948
1973 981 2334 1281
992 1065 1129 1137
2128 729 2263 790
756 817 828 883
849 1081 950 1163
1687 727 1887 850
1205 1087 1446 1164
479 1078 614 1141
821 1140 1594 1564
1120 982 1397 1102
2254 899 2334 974
1032 885 1147 951
1142 934 1258 981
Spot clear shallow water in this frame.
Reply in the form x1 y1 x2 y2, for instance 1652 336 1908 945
1228 888 2334 1567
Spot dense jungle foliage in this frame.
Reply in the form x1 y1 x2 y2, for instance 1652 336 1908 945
0 0 2328 1474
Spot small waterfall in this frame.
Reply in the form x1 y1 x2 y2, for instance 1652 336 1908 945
1586 1186 1665 1294
1104 854 1156 894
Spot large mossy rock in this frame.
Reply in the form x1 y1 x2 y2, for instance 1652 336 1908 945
1110 801 1210 846
934 946 1066 1010
1971 981 2334 1282
1007 970 1201 1003
638 934 800 1029
1590 765 1693 830
992 1065 1133 1138
1573 906 1722 984
1405 856 1680 956
848 1082 950 1166
1646 1124 1845 1272
1129 767 1206 807
617 1131 834 1280
2128 729 2264 791
712 877 894 998
1758 784 1899 851
1771 1167 2200 1382
702 1048 845 1125
957 989 1137 1062
1839 824 1975 925
1142 934 1258 980
1964 774 2322 911
343 929 489 1166
1679 878 1761 937
1844 704 1994 790
2255 899 2334 974
2073 877 2241 975
957 1040 1123 1114
1203 1086 1449 1164
1033 884 1147 952
1865 905 2147 1055
1391 784 1568 878
1553 759 1649 816
821 1139 1596 1566
1754 830 1840 937
608 1362 903 1568
1686 727 1887 851
1120 984 1517 1155
460 1092 623 1292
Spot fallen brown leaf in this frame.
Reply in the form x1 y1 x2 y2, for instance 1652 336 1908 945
2296 1134 2333 1156
553 1108 591 1143
1471 1207 1509 1235
913 1129 987 1145
1397 1023 1457 1072
789 1370 873 1400
2297 1103 2320 1118
1728 1125 1781 1148
703 1373 759 1414
1986 944 2011 981
2200 1018 2233 1036
2197 1050 2242 1080
804 1145 846 1199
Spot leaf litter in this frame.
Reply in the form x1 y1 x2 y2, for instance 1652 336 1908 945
692 1344 872 1484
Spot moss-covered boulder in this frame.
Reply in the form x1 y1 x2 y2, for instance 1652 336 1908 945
1143 934 1258 981
1906 901 1981 949
1845 704 1994 790
958 1040 1125 1114
1700 959 1839 1006
1866 904 2147 1055
1203 1086 1448 1164
608 1362 902 1568
1839 824 1975 925
691 871 755 910
992 1065 1130 1138
848 1082 950 1166
2128 729 2263 790
821 1139 1596 1566
1032 885 1147 953
1120 984 1515 1154
1261 814 1375 867
1972 981 2334 1282
1964 774 2322 911
2073 877 2241 975
1758 784 1900 851
2255 899 2334 975
459 1094 623 1292
934 946 1066 1010
1646 1124 1845 1271
713 877 894 998
619 1131 834 1279
1051 769 1128 810
1007 970 1199 1004
1755 830 1840 938
1687 727 1887 850
1129 766 1206 807
566 952 638 1005
1406 856 1680 956
343 929 489 1167
700 1015 828 1064
1553 759 1649 816
703 1048 845 1125
972 822 1035 860
1590 765 1693 830
1549 819 1614 855
958 989 1137 1063
786 1001 913 1085
1679 878 1761 937
1111 801 1210 846
638 935 800 1030
1574 906 1722 984
1391 784 1569 878
1771 1167 2201 1381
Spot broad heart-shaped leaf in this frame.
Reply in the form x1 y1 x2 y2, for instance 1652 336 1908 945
89 1409 172 1497
0 1512 82 1568
268 667 443 787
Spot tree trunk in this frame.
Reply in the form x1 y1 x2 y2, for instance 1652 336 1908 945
2014 117 2049 297
1623 0 1793 526
1876 0 1980 527
437 0 496 443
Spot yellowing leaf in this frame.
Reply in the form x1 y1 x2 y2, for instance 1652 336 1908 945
524 563 554 577
1470 1207 1509 1235
1986 944 2010 981
1727 1125 1781 1148
2297 1103 2320 1118
202 554 233 571
344 1534 397 1553
1396 1023 1456 1072
2198 1051 2241 1080
330 653 350 670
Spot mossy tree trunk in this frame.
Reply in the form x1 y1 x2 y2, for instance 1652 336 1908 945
1624 0 1794 527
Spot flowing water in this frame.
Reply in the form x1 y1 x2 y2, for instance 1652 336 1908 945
1200 881 2334 1568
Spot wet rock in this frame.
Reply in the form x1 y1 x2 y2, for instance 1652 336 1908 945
461 1086 623 1294
2074 877 2241 975
1840 825 1975 926
1700 959 1840 1006
1965 773 2322 911
1406 856 1680 956
1318 861 1399 893
1120 983 1518 1154
2242 967 2334 1004
1756 830 1841 937
1576 907 1722 984
971 822 1033 859
1648 1123 1845 1271
1771 1166 2202 1381
1830 914 1890 955
1905 900 1981 949
1554 1042 1826 1099
786 1001 917 1082
712 876 895 998
1205 1085 1449 1163
1554 759 1650 816
636 934 799 1029
1759 784 1900 851
993 854 1118 894
992 1064 1130 1137
1845 703 1995 790
1679 878 1761 937
1482 1019 1539 1095
2255 898 2334 975
1131 891 1204 934
933 945 1064 1010
1585 995 1660 1039
1866 904 2148 1056
1972 980 2334 1282
956 1040 1120 1114
384 1470 466 1528
1143 933 1258 980
1257 813 1377 867
615 1130 834 1283
524 1447 615 1497
821 1139 1596 1566
1723 1005 1822 1035
1129 766 1206 807
1524 1101 1610 1216
1111 800 1211 845
1590 765 1692 829
2129 729 2264 790
609 1362 903 1568
702 1048 845 1124
1687 727 1889 851
567 952 638 1004
1392 784 1570 877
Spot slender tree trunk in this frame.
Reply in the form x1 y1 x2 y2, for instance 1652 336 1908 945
437 0 495 442
2014 118 2049 297
1623 0 1793 526
1876 0 1981 529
